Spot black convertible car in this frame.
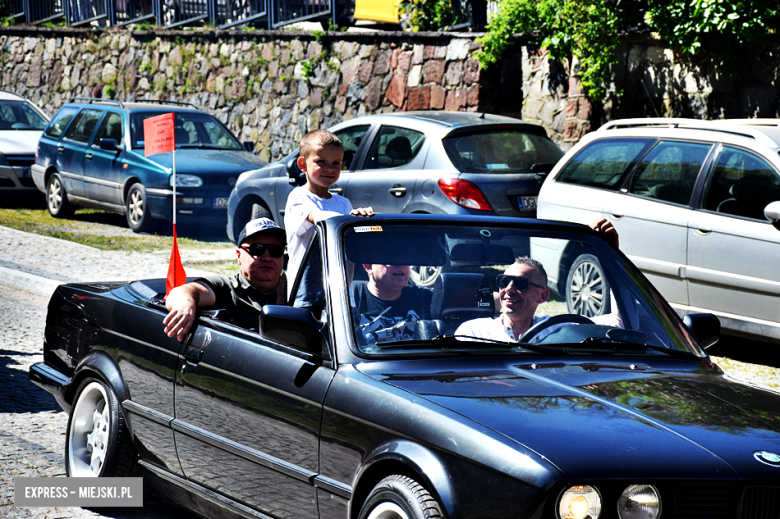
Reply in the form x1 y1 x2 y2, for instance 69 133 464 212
30 215 780 519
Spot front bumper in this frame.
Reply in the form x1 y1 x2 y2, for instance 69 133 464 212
0 164 38 191
146 190 231 226
29 362 72 413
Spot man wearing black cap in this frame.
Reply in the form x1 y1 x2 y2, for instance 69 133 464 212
163 217 287 340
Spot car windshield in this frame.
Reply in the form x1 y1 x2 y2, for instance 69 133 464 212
343 222 703 358
130 111 241 150
0 100 47 130
443 129 564 173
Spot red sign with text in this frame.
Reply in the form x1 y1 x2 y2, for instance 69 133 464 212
143 112 175 157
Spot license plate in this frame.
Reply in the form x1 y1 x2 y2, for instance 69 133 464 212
517 196 537 211
213 197 229 208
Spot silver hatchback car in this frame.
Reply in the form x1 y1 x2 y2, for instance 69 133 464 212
226 111 563 244
0 90 49 194
535 118 780 343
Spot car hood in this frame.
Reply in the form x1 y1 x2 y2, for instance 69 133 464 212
358 357 780 480
140 148 266 174
0 130 42 153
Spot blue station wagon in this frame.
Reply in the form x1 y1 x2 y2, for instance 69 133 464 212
32 98 266 233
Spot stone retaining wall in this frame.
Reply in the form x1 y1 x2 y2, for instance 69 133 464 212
3 26 779 157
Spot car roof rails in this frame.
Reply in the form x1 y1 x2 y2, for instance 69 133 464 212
598 118 704 130
598 118 780 148
129 99 201 110
70 97 125 108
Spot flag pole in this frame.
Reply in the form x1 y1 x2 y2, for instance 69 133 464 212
172 149 177 226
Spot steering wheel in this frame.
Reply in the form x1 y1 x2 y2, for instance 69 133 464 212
519 314 594 343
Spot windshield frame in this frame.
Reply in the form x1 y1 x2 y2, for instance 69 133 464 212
338 219 705 361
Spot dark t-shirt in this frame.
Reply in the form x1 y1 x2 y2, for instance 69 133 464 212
198 272 275 330
353 283 432 345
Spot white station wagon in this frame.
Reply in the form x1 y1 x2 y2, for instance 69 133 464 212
535 118 780 343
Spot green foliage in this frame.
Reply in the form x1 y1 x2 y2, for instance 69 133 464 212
133 22 155 30
399 0 466 31
477 0 620 99
646 0 780 73
477 0 780 100
312 29 325 43
1 15 15 27
103 83 115 99
300 58 314 80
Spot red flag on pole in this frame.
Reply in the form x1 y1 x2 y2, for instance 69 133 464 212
143 112 183 297
143 113 175 157
166 223 187 297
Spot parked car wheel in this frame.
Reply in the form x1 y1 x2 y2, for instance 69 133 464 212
567 253 610 317
46 173 75 218
358 475 444 519
65 378 135 478
410 265 442 287
126 184 156 234
251 203 271 221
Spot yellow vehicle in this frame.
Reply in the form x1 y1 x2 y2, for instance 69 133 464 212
353 0 401 24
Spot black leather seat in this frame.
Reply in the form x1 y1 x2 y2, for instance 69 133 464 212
430 273 495 333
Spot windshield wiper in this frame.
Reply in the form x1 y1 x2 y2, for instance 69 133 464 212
373 334 570 355
578 337 698 359
177 143 226 149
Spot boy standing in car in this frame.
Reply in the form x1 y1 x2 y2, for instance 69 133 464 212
284 130 373 301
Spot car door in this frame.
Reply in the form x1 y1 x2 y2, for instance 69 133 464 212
687 145 780 330
172 275 335 518
86 110 125 206
58 108 104 198
342 124 426 213
603 140 714 306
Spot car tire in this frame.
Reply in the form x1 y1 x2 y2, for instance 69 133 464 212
65 378 137 478
46 173 76 218
358 475 444 519
126 183 156 234
251 203 270 221
566 253 611 317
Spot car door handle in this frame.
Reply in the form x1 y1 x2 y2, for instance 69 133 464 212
694 224 712 235
389 185 407 197
329 187 343 195
608 212 624 220
86 153 93 160
182 345 204 364
57 146 65 153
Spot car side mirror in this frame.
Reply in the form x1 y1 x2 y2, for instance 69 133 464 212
259 305 327 357
99 138 122 152
764 201 780 230
242 141 254 152
287 156 304 186
683 313 720 350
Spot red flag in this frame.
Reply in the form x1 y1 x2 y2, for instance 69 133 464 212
143 112 175 157
165 223 187 297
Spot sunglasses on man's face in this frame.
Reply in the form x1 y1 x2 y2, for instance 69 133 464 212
240 243 285 258
496 274 545 292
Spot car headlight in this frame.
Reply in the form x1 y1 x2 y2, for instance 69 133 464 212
558 485 601 519
170 174 203 188
617 485 661 519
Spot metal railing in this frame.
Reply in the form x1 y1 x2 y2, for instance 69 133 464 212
0 0 492 30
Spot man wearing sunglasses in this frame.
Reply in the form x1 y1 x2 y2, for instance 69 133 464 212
163 217 287 340
455 218 621 343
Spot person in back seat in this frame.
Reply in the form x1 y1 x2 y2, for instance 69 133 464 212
163 218 287 339
353 264 432 346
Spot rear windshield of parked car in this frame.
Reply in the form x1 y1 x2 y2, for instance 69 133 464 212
0 100 48 131
556 137 655 189
130 111 242 151
443 129 564 173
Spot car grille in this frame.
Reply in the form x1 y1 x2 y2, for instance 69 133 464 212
671 483 779 519
5 154 35 167
191 173 238 188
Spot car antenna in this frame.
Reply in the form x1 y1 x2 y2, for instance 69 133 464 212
641 79 661 117
480 76 505 119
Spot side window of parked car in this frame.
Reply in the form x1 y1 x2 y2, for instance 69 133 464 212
556 138 653 189
93 112 123 144
335 125 370 170
44 106 79 138
628 141 712 205
364 126 425 170
704 146 780 221
64 109 103 143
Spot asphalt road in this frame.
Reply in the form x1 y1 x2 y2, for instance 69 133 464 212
0 285 199 519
